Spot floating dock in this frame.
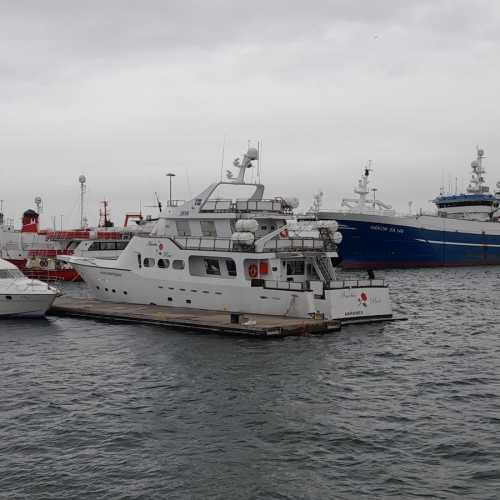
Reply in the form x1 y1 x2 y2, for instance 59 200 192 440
48 297 342 337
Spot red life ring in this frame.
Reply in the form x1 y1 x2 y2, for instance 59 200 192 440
248 263 258 278
39 259 48 268
279 228 288 238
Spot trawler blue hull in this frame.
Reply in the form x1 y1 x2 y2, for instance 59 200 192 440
325 214 500 269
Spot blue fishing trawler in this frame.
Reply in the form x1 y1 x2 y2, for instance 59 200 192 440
312 148 500 269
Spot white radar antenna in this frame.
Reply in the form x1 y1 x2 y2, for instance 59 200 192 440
467 147 489 194
34 196 43 214
226 147 259 183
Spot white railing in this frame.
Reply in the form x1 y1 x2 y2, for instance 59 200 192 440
263 280 307 291
200 199 290 213
328 279 385 289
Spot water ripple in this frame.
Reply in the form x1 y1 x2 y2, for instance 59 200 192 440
0 267 500 499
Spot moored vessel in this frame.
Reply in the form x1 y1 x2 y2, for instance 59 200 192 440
309 148 500 269
60 147 393 323
0 258 59 317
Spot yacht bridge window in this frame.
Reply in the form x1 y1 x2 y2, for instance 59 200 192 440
88 240 129 251
200 220 217 237
176 220 191 236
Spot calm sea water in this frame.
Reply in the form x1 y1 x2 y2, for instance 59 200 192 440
1 267 500 499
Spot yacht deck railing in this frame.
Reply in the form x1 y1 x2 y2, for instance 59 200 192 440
200 199 293 214
170 236 326 252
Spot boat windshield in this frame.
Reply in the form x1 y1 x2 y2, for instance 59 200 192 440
0 269 25 279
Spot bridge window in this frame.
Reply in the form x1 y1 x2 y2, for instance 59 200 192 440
176 220 191 236
201 220 217 237
158 259 170 269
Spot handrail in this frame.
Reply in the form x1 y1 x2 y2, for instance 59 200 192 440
327 279 385 289
263 280 308 291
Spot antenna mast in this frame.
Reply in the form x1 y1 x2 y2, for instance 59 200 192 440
79 175 87 229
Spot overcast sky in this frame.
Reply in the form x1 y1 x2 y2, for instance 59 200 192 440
1 0 500 228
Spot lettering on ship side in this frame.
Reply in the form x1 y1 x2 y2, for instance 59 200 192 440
345 310 363 316
370 225 404 234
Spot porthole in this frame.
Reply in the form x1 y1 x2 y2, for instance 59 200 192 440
96 286 100 290
186 299 192 304
5 295 12 300
168 297 173 302
123 291 128 295
112 289 116 293
105 288 109 292
158 259 170 269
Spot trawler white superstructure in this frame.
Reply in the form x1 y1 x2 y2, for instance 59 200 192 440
60 148 393 323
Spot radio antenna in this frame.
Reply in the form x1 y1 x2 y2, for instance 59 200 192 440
219 133 227 182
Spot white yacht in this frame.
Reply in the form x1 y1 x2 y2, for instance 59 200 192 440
0 258 59 317
60 148 393 323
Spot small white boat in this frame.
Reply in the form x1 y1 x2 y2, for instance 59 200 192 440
0 258 59 317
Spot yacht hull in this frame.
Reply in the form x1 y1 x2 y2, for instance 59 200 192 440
70 261 393 322
0 293 57 317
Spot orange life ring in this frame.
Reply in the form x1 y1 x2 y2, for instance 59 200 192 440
248 263 258 278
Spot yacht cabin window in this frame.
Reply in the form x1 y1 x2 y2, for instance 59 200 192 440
286 260 305 275
144 258 155 268
226 259 237 276
0 269 24 279
173 260 185 270
205 258 220 275
176 220 191 236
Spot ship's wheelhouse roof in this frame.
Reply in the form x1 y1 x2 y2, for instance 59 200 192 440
433 193 497 206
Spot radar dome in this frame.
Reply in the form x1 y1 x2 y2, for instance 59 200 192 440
246 147 259 161
79 175 87 184
471 160 479 168
34 196 42 205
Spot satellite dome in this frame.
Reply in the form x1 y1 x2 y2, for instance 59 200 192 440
246 147 259 161
471 160 479 168
79 175 87 184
